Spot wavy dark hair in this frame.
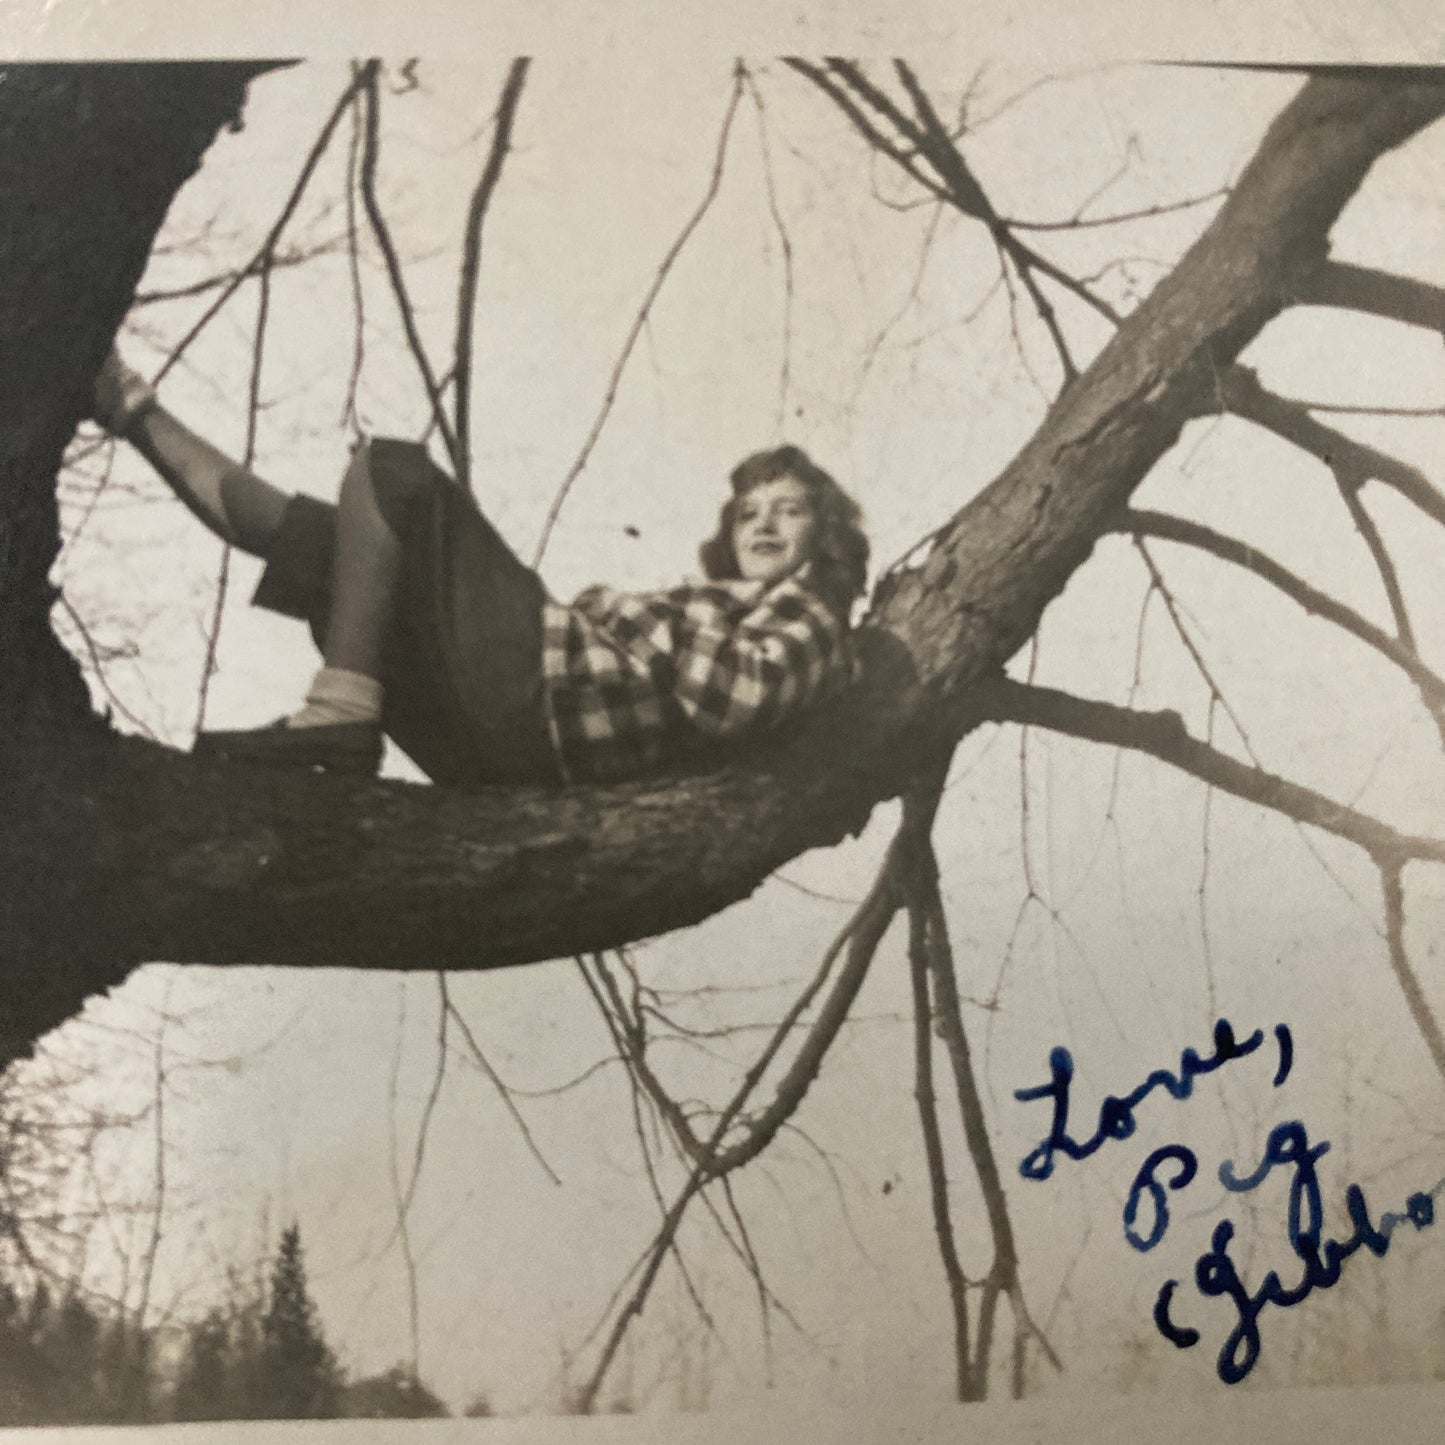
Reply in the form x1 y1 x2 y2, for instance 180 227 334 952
697 445 868 619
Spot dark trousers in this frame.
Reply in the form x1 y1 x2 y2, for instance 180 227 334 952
251 438 561 787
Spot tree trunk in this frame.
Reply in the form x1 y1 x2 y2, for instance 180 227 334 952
1 69 1442 1065
0 63 270 1057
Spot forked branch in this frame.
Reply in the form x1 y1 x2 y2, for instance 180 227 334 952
1112 508 1445 712
1212 365 1445 530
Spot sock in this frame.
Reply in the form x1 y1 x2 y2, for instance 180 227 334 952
285 666 383 729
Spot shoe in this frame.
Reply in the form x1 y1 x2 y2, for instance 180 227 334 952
192 719 383 776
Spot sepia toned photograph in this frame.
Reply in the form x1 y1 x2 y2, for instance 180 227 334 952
1 10 1444 1441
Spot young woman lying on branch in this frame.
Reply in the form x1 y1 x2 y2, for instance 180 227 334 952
92 352 868 786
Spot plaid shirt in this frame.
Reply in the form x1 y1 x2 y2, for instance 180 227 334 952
540 570 853 783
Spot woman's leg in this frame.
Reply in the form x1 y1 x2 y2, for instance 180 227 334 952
191 440 423 768
317 441 404 678
123 406 290 558
280 442 409 732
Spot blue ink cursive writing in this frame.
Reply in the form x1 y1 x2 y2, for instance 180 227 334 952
1124 1144 1199 1252
1016 1020 1292 1182
1153 1116 1445 1384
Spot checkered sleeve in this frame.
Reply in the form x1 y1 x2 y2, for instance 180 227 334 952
669 576 851 737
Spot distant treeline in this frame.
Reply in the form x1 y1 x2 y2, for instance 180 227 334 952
0 1223 457 1425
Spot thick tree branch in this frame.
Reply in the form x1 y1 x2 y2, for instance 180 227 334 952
4 74 1445 1061
0 63 273 729
1295 258 1445 331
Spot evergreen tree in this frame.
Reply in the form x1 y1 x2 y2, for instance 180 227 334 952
171 1308 232 1422
257 1224 342 1419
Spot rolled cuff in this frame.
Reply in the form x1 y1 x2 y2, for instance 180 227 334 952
250 492 337 626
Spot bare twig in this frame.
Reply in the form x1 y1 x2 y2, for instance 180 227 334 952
741 66 797 434
445 997 563 1187
357 62 461 472
385 987 424 1379
1131 538 1261 763
132 981 172 1360
1379 862 1445 1084
577 824 909 1411
908 890 971 1399
154 63 373 385
193 257 271 732
54 595 157 739
533 66 746 565
1001 186 1228 232
792 58 1118 389
782 59 951 204
1215 366 1445 530
1290 398 1445 418
341 79 367 438
1115 508 1445 711
453 59 530 494
132 240 344 306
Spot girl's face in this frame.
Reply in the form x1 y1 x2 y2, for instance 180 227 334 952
732 476 818 587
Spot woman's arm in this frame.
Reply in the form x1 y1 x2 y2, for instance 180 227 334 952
666 578 853 737
93 350 288 557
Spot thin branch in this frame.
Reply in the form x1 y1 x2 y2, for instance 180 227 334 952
1001 186 1228 232
193 256 271 732
579 957 720 1347
153 64 372 385
357 62 461 472
54 596 157 739
908 891 971 1400
577 828 908 1412
995 236 1077 384
1327 467 1445 746
1215 366 1445 530
890 60 999 223
1334 475 1418 649
385 986 423 1380
452 59 530 495
1379 861 1445 1084
1132 538 1261 764
741 66 797 434
395 978 451 1233
902 795 1061 1390
782 59 951 204
445 997 563 1187
1290 398 1445 418
795 58 1115 388
1114 508 1445 710
532 66 746 566
341 79 367 438
980 677 1445 866
890 59 1119 330
132 240 344 306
